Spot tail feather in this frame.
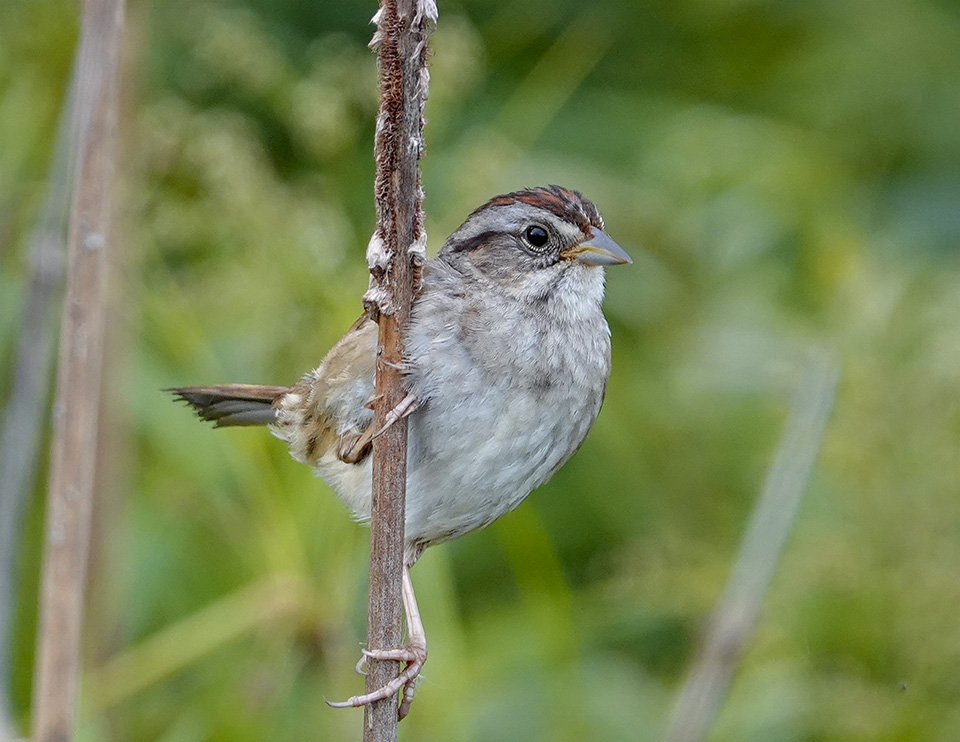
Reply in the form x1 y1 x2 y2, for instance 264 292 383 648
168 384 290 427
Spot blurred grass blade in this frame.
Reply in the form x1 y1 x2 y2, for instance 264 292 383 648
85 574 306 711
664 352 839 742
0 52 78 737
495 11 613 146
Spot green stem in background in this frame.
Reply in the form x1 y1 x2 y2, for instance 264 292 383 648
665 351 839 742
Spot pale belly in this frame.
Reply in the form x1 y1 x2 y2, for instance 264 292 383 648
312 374 599 548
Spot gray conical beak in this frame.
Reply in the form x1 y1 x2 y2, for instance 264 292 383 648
561 227 632 266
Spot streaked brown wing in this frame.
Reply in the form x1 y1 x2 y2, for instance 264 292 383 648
282 314 380 465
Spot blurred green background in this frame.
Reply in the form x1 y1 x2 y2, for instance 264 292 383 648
3 0 960 739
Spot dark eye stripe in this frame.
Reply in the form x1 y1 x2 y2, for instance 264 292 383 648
448 229 499 253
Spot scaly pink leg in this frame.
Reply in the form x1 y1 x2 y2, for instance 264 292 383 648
327 560 427 720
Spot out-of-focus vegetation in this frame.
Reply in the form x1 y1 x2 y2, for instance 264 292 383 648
3 0 960 739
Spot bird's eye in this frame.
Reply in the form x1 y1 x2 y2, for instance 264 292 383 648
524 225 549 248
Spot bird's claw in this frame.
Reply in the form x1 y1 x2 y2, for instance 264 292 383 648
371 392 418 440
326 641 427 721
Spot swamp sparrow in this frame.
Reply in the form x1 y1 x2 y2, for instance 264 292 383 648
171 185 631 718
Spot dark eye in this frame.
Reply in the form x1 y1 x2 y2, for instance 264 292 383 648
524 225 549 248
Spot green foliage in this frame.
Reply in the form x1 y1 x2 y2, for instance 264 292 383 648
3 0 960 739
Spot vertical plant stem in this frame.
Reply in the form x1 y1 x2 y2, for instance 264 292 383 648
30 0 125 739
363 1 434 739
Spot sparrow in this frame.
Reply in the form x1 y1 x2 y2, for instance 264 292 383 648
170 185 631 718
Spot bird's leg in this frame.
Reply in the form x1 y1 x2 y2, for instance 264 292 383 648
327 556 427 720
367 562 427 720
397 564 427 718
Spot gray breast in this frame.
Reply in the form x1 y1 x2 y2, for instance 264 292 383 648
400 264 611 547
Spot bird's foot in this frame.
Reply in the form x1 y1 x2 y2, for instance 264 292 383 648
326 640 427 721
372 392 418 440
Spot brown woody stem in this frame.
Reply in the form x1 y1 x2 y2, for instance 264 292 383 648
363 0 434 739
